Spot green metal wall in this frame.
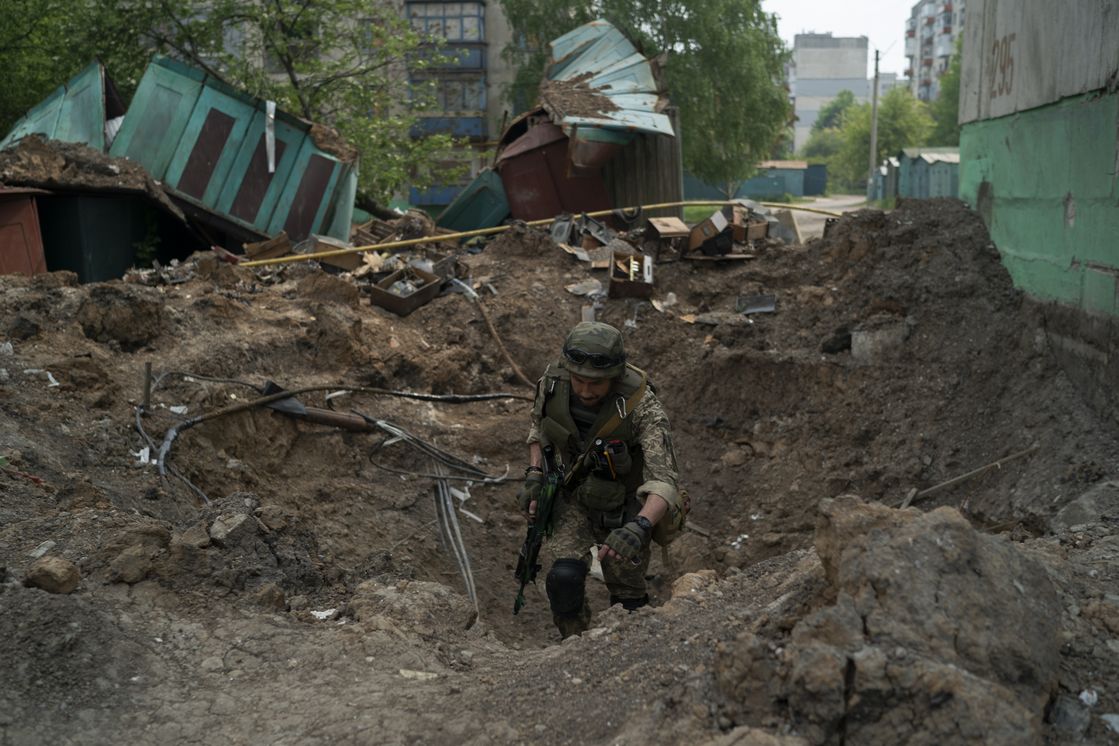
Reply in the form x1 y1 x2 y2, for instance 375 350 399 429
959 90 1119 317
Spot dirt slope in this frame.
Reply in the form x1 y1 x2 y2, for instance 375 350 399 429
1 199 1118 744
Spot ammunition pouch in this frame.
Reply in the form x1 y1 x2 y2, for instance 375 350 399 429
576 474 627 513
590 438 632 477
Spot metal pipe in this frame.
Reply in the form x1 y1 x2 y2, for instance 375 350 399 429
239 200 844 268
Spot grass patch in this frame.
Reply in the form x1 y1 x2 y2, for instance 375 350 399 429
683 205 720 222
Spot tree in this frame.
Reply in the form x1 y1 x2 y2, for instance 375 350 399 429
0 0 457 203
799 91 855 163
801 127 843 162
929 36 962 146
496 0 791 198
812 89 857 133
0 1 154 131
829 86 933 191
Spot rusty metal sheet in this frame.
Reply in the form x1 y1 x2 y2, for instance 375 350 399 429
497 128 611 221
0 193 47 275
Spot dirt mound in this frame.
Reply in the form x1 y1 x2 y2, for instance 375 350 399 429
0 134 184 219
1 198 1118 743
716 496 1062 744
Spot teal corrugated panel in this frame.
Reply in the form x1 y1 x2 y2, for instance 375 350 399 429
264 137 341 238
214 110 305 227
436 168 510 231
1 63 106 150
545 20 674 138
109 58 203 179
164 85 255 209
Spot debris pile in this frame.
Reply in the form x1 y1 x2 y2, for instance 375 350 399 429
0 198 1118 743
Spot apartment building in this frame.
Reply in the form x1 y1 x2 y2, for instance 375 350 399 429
904 0 966 101
790 33 869 152
405 1 514 206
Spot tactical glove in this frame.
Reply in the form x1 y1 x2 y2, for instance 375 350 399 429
603 517 652 563
518 469 545 515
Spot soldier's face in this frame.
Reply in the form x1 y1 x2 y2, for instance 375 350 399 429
570 372 612 408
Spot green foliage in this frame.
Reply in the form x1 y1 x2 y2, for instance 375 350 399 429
0 0 460 203
830 87 933 191
812 90 857 133
0 1 153 130
930 37 962 146
801 127 844 161
495 0 791 196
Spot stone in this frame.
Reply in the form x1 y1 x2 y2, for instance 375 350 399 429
208 512 256 546
110 544 153 584
1047 695 1090 736
721 497 1062 745
1050 481 1119 532
255 504 290 532
349 579 475 639
253 583 287 611
177 521 211 549
24 556 81 593
850 315 910 363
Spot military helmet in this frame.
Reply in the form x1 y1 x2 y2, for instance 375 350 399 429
561 321 626 379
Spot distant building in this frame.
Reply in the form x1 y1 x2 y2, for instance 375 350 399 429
878 72 907 96
791 33 868 151
405 1 515 206
904 0 966 101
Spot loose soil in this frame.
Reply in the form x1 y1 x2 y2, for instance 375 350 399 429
2 199 1118 745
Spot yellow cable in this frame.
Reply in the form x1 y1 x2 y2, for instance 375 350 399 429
240 199 845 268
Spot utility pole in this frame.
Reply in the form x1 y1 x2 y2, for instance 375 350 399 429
866 49 880 202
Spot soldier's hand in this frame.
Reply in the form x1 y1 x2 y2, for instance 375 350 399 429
599 518 651 564
517 470 544 519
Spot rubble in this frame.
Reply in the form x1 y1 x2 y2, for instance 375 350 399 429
0 198 1116 744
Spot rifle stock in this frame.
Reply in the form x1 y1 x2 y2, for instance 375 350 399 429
513 446 562 614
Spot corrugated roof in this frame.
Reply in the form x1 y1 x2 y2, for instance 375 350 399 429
544 21 675 138
900 146 959 158
758 160 809 170
919 152 960 164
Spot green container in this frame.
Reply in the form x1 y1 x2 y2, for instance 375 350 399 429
436 168 509 232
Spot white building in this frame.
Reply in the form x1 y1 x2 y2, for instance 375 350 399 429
791 33 868 151
905 0 966 101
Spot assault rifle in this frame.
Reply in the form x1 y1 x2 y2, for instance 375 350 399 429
513 445 563 615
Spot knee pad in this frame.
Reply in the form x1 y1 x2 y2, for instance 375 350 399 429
610 594 649 611
546 558 587 617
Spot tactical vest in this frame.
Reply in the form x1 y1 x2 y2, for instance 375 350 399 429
535 362 648 499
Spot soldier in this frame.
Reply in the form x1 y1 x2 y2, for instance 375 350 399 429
519 321 685 638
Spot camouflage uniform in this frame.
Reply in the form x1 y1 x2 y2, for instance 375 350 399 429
525 326 680 637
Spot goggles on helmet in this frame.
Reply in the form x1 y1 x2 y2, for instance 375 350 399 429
563 347 623 369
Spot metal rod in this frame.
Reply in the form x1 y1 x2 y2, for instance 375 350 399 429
901 444 1040 508
240 200 844 268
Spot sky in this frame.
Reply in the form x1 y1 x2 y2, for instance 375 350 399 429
763 0 914 79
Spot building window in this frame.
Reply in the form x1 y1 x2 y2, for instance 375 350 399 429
413 75 486 112
407 2 485 42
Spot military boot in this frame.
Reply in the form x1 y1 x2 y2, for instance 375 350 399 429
552 602 591 639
